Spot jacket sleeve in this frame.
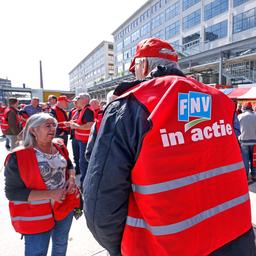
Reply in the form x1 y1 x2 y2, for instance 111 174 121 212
8 110 21 135
84 95 151 255
85 123 97 162
4 153 32 201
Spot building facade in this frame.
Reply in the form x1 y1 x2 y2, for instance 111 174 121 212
112 0 256 86
69 41 114 93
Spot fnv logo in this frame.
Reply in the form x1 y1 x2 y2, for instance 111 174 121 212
178 91 212 132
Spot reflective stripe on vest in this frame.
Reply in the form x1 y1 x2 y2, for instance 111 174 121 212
132 161 244 195
11 214 53 222
12 200 50 205
75 131 90 137
126 193 249 235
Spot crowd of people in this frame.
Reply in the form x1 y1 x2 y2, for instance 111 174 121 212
1 37 256 256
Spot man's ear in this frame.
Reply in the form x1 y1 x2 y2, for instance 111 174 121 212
143 59 149 76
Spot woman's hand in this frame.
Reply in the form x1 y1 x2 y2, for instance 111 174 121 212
65 177 76 194
49 188 67 202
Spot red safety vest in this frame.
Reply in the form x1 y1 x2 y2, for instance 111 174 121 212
19 112 29 128
0 107 19 135
70 108 78 120
121 76 251 255
6 142 80 235
95 111 103 132
75 106 94 143
0 106 5 123
52 106 69 132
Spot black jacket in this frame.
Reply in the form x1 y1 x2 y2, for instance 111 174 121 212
84 66 255 256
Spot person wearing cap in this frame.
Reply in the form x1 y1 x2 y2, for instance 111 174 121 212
23 97 42 117
84 38 255 256
238 102 256 180
50 95 70 146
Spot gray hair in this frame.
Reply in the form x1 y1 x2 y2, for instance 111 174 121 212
79 92 91 102
22 113 57 148
146 57 180 73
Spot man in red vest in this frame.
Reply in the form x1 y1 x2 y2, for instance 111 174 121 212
84 38 255 256
69 93 94 189
1 97 22 150
50 95 70 145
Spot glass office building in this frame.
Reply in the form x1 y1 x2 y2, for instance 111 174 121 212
69 41 114 93
112 0 256 85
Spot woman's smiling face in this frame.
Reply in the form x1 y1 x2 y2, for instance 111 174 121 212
33 119 57 144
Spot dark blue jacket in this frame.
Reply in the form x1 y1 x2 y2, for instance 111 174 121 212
84 66 255 256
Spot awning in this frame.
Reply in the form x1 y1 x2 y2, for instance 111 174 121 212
219 87 256 99
237 87 256 99
227 88 251 99
219 88 236 95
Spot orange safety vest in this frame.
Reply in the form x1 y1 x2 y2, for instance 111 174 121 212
52 106 69 132
6 142 80 235
75 106 94 143
0 107 19 134
121 76 251 256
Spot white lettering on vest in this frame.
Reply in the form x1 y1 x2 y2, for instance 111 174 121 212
190 98 200 114
202 96 210 112
160 129 185 146
180 99 188 115
160 120 233 148
160 129 170 147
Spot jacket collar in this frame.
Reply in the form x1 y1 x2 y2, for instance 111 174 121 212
114 65 185 96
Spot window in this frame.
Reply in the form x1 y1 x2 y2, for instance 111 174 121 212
166 1 180 21
131 18 139 29
233 8 256 33
131 30 140 42
166 21 180 39
153 29 165 39
124 49 131 60
183 0 200 11
131 46 136 56
233 0 249 7
141 22 151 37
152 12 165 30
204 0 228 21
124 36 131 47
117 53 123 62
117 65 123 74
124 62 131 71
170 40 180 50
183 32 200 44
140 9 151 22
183 9 201 30
205 20 227 41
151 1 161 13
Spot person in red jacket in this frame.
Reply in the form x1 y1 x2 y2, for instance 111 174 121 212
4 112 80 256
50 95 70 145
84 38 255 256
